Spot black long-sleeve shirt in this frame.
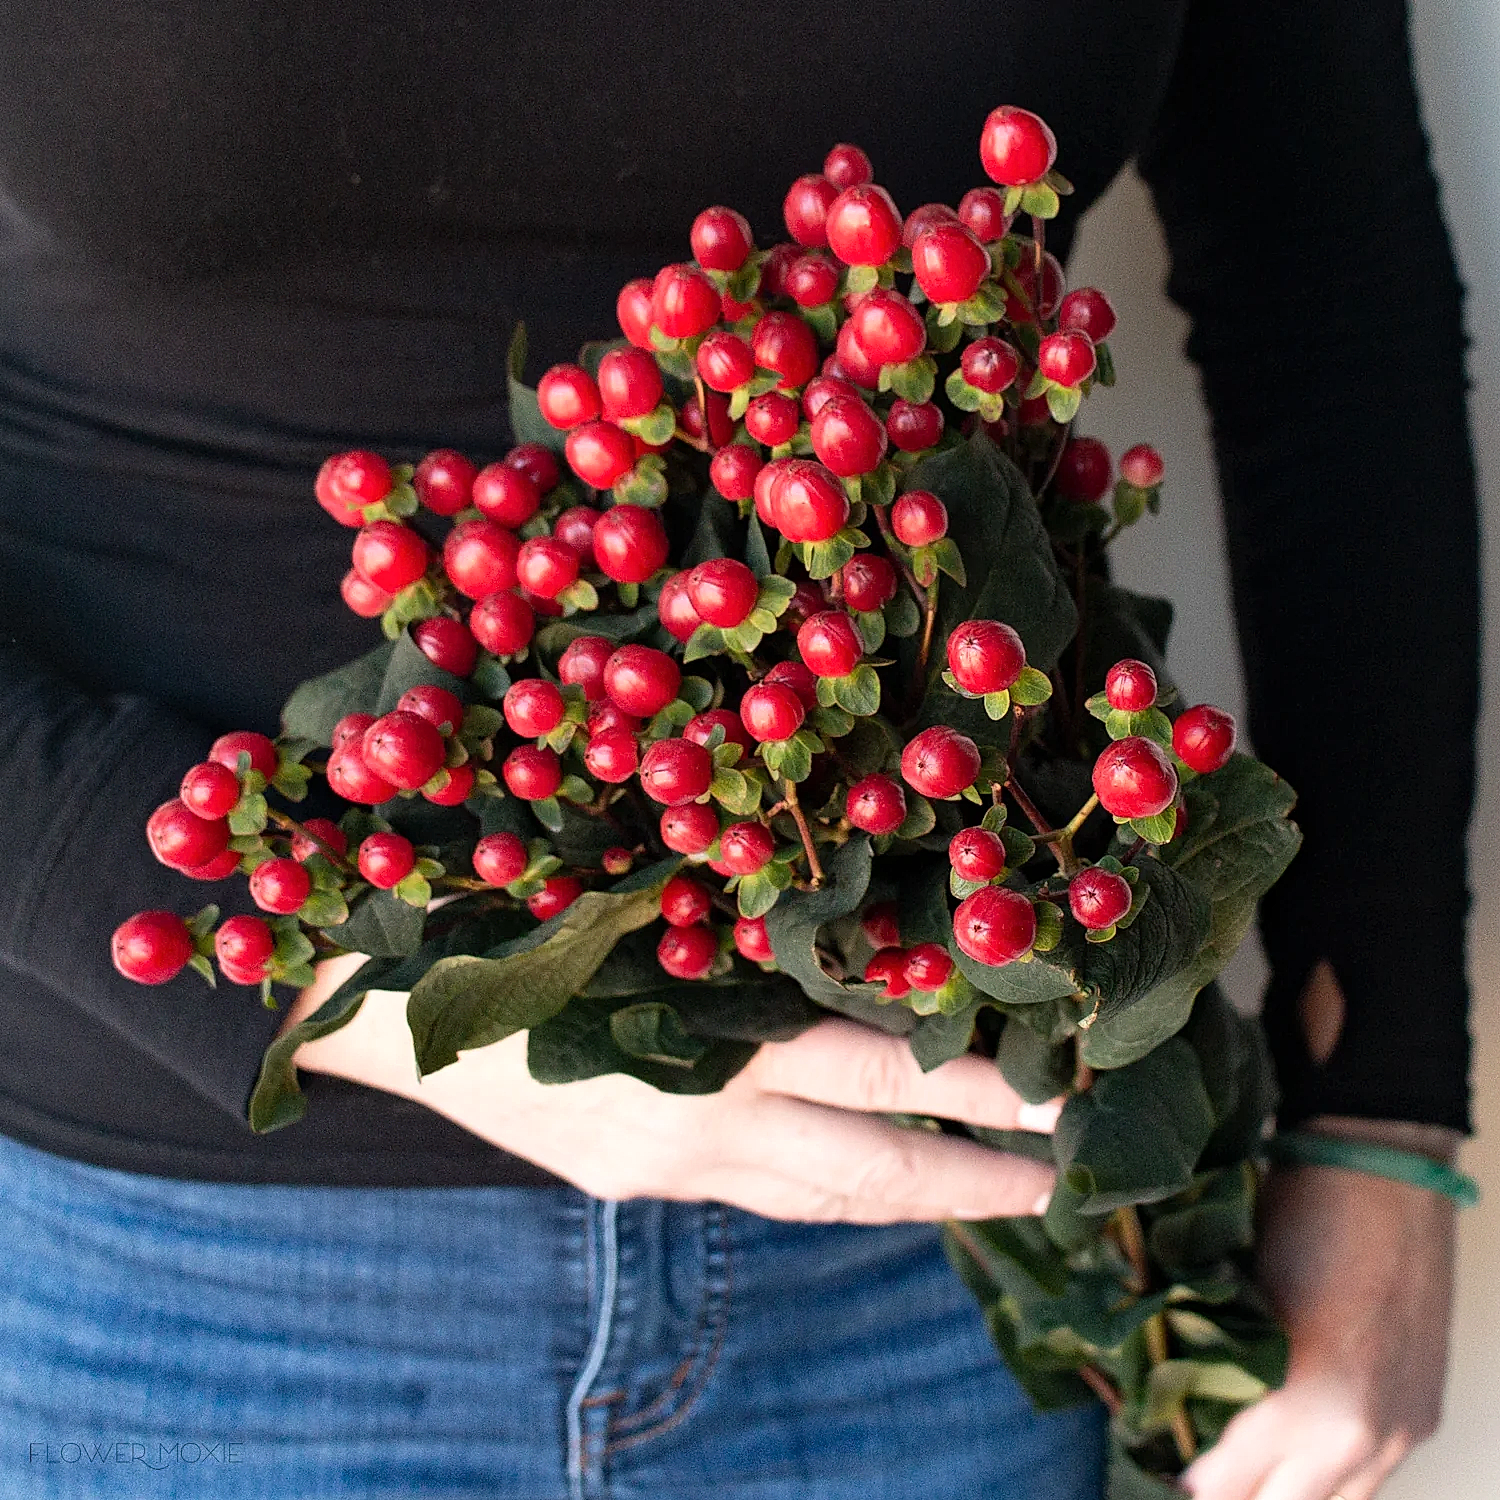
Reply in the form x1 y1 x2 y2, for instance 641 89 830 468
0 0 1477 1184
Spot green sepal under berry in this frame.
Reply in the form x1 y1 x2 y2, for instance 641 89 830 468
879 355 937 405
612 454 668 509
616 402 677 447
730 857 795 919
760 728 823 783
814 665 881 717
910 537 966 589
884 591 922 638
800 527 870 581
1125 806 1181 846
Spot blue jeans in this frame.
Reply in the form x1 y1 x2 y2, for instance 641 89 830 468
0 1134 1104 1498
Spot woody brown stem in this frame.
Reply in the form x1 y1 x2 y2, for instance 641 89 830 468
782 779 824 887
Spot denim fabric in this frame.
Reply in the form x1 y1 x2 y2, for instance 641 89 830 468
0 1134 1105 1498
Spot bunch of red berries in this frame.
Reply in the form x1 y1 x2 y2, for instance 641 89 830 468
110 102 1226 1025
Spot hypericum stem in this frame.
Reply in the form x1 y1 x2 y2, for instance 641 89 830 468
672 425 711 453
1077 1364 1124 1417
267 811 355 873
915 577 940 681
1122 836 1148 864
1037 417 1073 497
1061 793 1099 840
782 779 825 887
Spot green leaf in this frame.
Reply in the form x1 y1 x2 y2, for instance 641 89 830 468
1148 1164 1256 1278
735 867 783 920
683 623 727 663
744 515 775 578
339 888 427 957
828 664 881 716
887 354 937 404
1044 383 1082 424
609 1002 709 1067
893 793 936 841
280 639 397 745
852 609 886 654
996 1018 1073 1104
296 888 350 929
1128 808 1180 846
884 591 922 637
405 867 673 1075
1054 1038 1216 1213
1141 1361 1267 1441
227 791 268 837
506 324 564 452
1010 665 1053 707
763 837 880 1013
393 870 433 907
1105 1448 1184 1500
802 532 859 580
909 1002 984 1071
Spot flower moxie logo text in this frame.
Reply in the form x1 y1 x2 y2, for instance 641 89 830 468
28 1440 244 1470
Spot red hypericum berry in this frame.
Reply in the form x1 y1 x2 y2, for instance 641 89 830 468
1173 705 1238 774
657 922 718 980
1120 444 1165 488
661 873 714 927
797 610 863 678
680 389 736 448
823 142 873 189
208 730 278 780
960 338 1021 395
1007 245 1067 322
801 375 859 423
587 701 640 740
558 636 613 700
111 912 194 985
783 581 827 631
537 364 601 431
740 682 805 742
412 449 478 517
783 174 840 247
708 444 764 503
469 590 534 657
954 887 1037 966
1105 659 1159 713
840 554 898 613
413 617 478 678
360 710 446 791
326 744 398 804
832 321 884 389
471 464 540 528
687 558 759 628
291 817 348 863
597 347 665 421
341 568 392 618
652 263 720 340
901 726 981 799
660 802 720 856
315 449 392 526
785 253 841 309
617 278 657 349
502 678 565 738
213 914 276 984
392 686 462 738
180 760 241 820
846 774 907 835
584 729 639 784
146 799 230 871
734 915 774 963
949 826 1007 881
1054 438 1112 503
957 186 1012 242
180 847 241 882
825 185 903 267
1069 868 1133 931
979 105 1058 186
515 536 580 601
504 442 561 495
1038 331 1096 388
249 856 312 916
886 400 944 453
947 619 1026 695
861 902 902 951
905 943 954 992
592 504 669 583
550 510 598 569
902 202 962 248
763 659 820 709
639 738 713 805
1058 286 1117 342
604 644 681 717
690 205 754 272
1092 736 1179 819
473 831 528 887
656 572 704 644
743 392 800 449
424 762 476 806
357 522 435 591
892 490 948 546
1018 394 1053 427
443 519 520 600
358 832 416 890
773 462 849 544
503 744 563 800
695 331 755 394
529 876 583 920
752 312 819 392
719 821 776 876
756 241 798 298
810 394 888 478
847 289 925 366
601 847 635 876
565 421 636 489
911 223 990 305
864 948 911 998
682 710 751 759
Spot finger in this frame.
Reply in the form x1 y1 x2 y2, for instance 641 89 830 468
1182 1404 1280 1500
741 1017 1063 1132
717 1090 1056 1221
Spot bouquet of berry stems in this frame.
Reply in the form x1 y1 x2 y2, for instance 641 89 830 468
110 106 1301 1495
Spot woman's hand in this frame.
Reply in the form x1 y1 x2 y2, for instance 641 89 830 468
282 954 1060 1223
1183 1123 1459 1500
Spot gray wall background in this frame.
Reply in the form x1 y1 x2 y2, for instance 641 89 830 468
1066 1 1499 1485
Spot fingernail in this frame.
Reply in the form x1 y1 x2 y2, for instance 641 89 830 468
1017 1098 1064 1132
1031 1188 1053 1216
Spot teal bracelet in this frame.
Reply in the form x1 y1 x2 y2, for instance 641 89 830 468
1264 1131 1480 1208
